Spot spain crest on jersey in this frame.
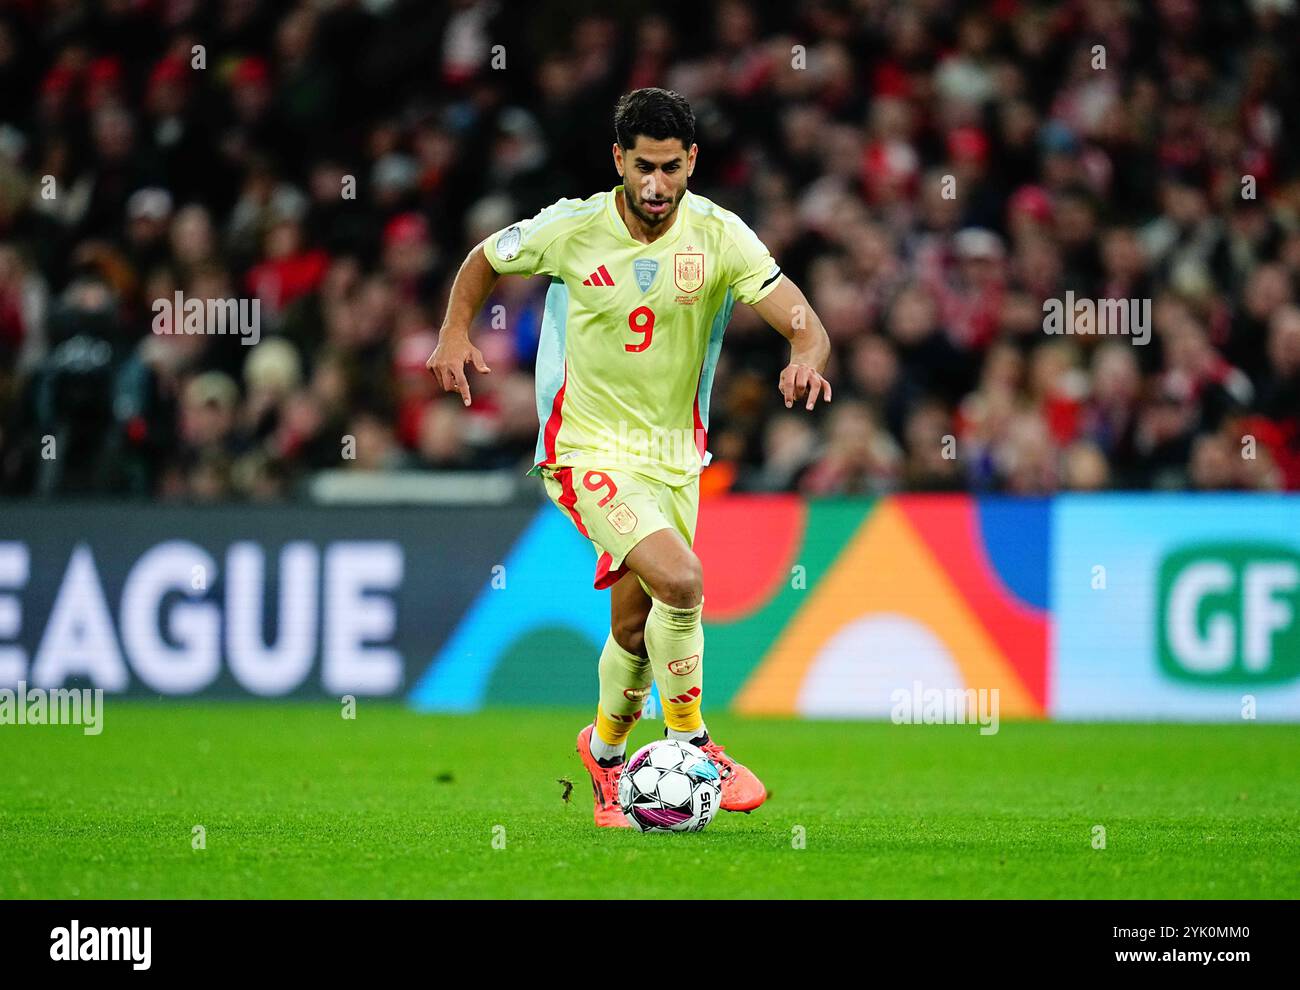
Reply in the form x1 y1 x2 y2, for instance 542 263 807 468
674 252 704 293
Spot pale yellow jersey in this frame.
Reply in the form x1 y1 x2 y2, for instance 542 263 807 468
482 186 783 484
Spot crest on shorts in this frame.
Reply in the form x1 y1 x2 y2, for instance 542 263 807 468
607 502 638 535
634 258 659 293
674 252 704 293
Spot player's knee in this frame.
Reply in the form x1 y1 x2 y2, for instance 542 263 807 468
656 554 703 609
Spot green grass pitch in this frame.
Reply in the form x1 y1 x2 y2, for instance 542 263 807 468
1 703 1296 899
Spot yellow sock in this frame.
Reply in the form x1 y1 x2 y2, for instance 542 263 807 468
644 598 704 734
594 633 652 750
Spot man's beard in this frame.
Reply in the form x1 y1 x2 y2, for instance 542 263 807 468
631 188 682 226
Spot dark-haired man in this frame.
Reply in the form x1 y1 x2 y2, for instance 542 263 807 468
428 88 832 827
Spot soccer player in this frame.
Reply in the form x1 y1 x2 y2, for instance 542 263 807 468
427 88 832 827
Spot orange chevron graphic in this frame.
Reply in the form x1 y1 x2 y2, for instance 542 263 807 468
733 499 1042 717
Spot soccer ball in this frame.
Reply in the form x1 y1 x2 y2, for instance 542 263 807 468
618 740 722 832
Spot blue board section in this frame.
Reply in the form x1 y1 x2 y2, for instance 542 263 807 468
1053 494 1300 720
408 507 609 711
978 497 1051 610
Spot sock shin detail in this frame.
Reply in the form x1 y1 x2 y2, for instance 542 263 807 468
595 633 652 748
644 598 705 734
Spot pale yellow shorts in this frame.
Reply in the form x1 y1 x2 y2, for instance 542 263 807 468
540 465 699 589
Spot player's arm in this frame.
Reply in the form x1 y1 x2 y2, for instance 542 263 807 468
429 204 569 405
426 244 496 407
751 276 833 411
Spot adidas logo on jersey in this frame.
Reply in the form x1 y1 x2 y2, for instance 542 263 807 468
582 264 615 286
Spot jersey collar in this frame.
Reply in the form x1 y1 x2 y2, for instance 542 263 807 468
606 186 689 249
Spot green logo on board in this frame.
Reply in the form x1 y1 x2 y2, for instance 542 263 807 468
1157 544 1300 685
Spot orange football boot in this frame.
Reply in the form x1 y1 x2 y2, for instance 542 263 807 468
575 723 633 828
699 738 767 813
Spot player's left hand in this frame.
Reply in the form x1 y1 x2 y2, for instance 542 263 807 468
779 363 832 411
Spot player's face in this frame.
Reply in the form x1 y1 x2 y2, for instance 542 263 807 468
613 137 697 227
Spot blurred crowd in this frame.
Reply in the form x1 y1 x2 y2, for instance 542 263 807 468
1 0 1299 499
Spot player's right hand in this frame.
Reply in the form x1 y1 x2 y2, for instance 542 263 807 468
426 332 491 406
